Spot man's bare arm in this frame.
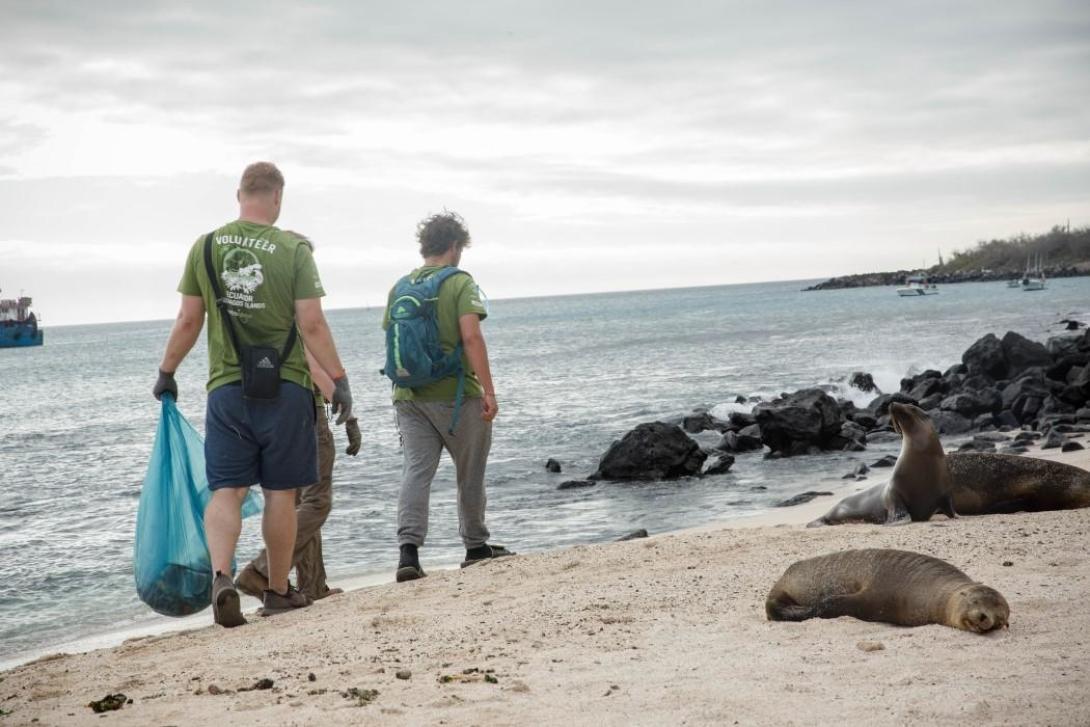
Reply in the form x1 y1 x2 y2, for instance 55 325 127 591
295 298 344 378
295 297 352 422
159 295 205 372
304 347 336 401
459 313 497 421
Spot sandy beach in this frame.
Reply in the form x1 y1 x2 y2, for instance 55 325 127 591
3 445 1089 727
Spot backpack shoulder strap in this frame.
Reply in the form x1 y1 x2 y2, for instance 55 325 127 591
203 232 242 355
417 266 466 298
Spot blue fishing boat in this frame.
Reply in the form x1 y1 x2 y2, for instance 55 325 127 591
0 291 43 348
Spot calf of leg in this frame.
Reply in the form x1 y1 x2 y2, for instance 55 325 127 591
205 487 250 576
262 488 299 594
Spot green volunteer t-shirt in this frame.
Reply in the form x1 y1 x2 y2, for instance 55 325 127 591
381 266 488 402
177 220 325 393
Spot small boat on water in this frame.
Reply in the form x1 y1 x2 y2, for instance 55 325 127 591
897 275 939 297
1020 253 1047 292
0 291 44 348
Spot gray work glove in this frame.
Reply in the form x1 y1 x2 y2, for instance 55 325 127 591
153 369 177 401
331 374 353 425
344 417 361 456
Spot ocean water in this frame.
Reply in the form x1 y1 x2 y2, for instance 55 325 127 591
2 277 1089 664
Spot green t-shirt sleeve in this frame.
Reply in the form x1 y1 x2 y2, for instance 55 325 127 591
293 244 326 300
455 275 488 321
177 238 203 296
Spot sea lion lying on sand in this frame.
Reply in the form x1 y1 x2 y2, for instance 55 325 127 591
810 416 1090 526
766 549 1010 633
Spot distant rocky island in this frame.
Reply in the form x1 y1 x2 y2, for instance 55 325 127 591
806 225 1090 291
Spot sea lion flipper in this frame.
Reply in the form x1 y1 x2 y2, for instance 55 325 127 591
939 494 957 519
884 497 911 525
815 593 868 620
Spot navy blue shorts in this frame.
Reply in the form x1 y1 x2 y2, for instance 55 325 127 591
205 381 318 491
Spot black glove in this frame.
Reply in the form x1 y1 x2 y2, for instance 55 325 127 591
153 369 177 401
331 374 353 425
344 417 361 456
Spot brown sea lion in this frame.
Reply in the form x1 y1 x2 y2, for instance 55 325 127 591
810 440 1090 527
766 549 1010 633
883 402 956 523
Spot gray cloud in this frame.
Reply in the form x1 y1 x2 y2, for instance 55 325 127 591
0 0 1087 323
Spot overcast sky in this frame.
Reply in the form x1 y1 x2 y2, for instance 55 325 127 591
1 0 1088 325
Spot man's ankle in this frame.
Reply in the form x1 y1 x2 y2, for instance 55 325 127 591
399 543 420 565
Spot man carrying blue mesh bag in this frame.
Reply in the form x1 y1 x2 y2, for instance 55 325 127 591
153 162 352 627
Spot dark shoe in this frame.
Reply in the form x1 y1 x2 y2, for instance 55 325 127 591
396 544 426 583
312 585 344 600
461 544 516 568
234 563 268 601
260 585 311 617
212 572 247 628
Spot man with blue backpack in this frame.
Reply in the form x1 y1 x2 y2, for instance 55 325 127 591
382 211 514 582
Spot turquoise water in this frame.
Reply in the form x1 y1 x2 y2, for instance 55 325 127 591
1 277 1088 662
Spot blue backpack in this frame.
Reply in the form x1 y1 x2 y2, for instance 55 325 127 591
384 267 468 432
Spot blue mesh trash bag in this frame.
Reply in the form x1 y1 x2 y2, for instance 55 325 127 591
134 396 261 616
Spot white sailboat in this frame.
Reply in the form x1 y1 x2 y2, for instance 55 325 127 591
1021 253 1046 291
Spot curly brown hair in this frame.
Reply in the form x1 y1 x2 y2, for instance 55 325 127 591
417 211 471 257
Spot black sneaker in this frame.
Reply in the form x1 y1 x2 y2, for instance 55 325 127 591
212 572 247 628
461 544 516 568
396 544 426 583
259 584 311 617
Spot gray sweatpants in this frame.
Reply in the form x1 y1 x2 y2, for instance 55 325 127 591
395 398 491 549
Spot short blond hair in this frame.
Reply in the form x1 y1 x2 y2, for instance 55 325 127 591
239 162 284 196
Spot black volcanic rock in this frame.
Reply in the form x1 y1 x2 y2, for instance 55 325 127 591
1001 331 1052 377
591 422 707 481
867 392 919 416
557 479 596 491
754 389 845 456
774 491 834 508
929 411 974 435
962 333 1008 379
849 372 880 394
702 453 736 475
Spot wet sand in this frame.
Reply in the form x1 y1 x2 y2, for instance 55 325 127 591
3 446 1089 726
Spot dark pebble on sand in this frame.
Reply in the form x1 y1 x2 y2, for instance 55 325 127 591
616 529 649 541
87 694 128 713
1062 441 1085 452
545 458 562 473
308 673 317 682
871 455 898 468
396 670 412 680
1003 561 1014 567
238 678 274 692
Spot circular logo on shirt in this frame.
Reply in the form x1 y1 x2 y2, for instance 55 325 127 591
221 249 264 294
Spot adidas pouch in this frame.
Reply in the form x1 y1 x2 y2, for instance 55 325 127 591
239 345 283 400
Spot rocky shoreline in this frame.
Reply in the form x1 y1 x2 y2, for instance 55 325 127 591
557 327 1090 486
804 265 1089 291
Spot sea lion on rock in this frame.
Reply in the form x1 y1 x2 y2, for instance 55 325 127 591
766 549 1010 633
